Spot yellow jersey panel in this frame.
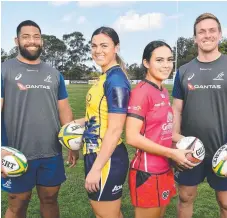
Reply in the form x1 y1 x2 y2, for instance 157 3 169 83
82 66 130 155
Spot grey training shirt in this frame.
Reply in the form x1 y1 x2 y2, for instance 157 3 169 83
172 54 227 158
1 58 68 160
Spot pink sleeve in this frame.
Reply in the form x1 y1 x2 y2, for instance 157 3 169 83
127 89 149 121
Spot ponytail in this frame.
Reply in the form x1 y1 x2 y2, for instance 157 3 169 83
116 54 128 77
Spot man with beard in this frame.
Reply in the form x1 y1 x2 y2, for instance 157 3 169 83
1 20 78 218
172 13 227 218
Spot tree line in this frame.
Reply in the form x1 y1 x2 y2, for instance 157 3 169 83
1 31 227 80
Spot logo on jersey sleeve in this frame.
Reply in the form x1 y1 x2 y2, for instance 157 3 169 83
128 106 141 111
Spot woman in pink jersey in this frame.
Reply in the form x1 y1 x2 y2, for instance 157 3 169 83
126 41 195 218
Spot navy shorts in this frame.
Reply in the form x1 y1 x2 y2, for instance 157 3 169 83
1 154 66 193
84 143 129 201
174 158 227 191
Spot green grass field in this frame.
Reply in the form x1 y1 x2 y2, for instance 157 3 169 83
1 84 220 218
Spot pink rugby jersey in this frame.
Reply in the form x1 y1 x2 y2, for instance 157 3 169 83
127 79 173 174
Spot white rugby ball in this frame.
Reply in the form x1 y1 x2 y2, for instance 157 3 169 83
212 144 227 177
1 146 28 177
176 136 205 166
58 122 85 150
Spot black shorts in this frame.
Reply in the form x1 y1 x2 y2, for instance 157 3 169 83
175 158 227 191
84 143 129 201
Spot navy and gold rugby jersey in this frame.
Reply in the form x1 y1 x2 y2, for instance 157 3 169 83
83 65 130 155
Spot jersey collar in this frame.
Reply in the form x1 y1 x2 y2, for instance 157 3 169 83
103 65 121 75
143 79 163 91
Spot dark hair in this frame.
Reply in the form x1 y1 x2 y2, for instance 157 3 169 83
142 40 172 68
91 26 127 75
17 20 41 36
194 13 221 36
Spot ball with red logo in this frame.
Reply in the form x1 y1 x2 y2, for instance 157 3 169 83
176 136 205 166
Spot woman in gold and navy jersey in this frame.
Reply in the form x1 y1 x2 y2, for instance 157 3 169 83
73 27 130 218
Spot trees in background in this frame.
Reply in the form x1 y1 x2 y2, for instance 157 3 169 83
1 49 8 62
41 34 66 71
220 38 227 54
127 63 144 80
2 34 227 79
173 37 197 69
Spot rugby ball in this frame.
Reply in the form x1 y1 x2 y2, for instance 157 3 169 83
1 146 28 177
58 122 85 150
176 136 205 166
212 144 227 177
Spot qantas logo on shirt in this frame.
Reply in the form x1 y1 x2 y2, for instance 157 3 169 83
188 83 221 90
188 83 195 90
17 83 28 90
17 83 50 90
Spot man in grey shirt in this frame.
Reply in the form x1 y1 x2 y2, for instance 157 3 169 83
1 20 78 218
172 13 227 218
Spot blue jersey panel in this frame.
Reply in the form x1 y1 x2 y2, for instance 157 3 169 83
1 76 4 98
104 69 130 114
172 70 184 100
1 114 8 146
58 73 68 100
1 76 8 146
